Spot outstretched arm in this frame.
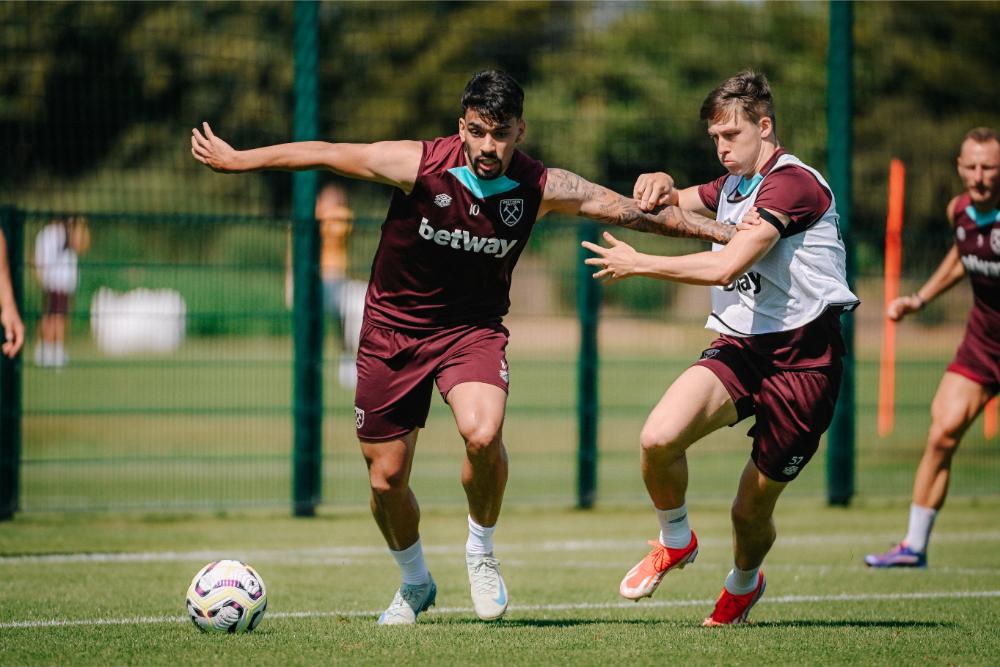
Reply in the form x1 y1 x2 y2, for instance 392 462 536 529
583 208 782 286
539 168 735 245
191 122 423 193
0 231 24 358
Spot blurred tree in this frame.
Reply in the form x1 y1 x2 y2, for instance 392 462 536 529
853 1 1000 265
0 0 997 254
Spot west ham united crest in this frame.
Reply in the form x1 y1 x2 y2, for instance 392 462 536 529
500 198 524 226
991 228 1000 255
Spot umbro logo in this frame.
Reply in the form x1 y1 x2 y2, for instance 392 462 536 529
354 406 365 430
434 194 452 208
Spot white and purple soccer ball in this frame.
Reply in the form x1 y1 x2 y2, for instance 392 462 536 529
185 560 267 634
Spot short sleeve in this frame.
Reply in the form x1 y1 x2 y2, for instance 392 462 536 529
755 167 832 235
697 173 729 213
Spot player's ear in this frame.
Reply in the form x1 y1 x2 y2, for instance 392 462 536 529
458 116 467 140
759 116 773 139
516 119 525 144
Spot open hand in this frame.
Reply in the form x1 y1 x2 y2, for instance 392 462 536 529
582 231 641 281
191 122 240 172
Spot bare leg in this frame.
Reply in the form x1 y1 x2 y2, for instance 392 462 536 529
51 313 67 346
912 371 992 510
730 459 787 570
39 314 55 344
639 365 738 510
360 429 420 550
447 382 508 527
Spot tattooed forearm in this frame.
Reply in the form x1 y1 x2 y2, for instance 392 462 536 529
602 196 736 244
545 168 735 244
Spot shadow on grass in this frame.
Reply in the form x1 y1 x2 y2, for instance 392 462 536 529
423 618 955 629
425 618 687 628
750 620 954 629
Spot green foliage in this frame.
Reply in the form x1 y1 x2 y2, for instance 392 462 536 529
3 1 1000 301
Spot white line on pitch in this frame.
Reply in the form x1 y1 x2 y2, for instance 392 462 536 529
3 531 1000 565
2 590 999 630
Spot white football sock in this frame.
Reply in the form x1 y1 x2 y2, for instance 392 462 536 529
903 503 937 553
724 567 760 595
466 515 496 556
656 502 692 549
390 539 430 586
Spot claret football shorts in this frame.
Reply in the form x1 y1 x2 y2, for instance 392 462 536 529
353 319 510 442
946 305 1000 394
694 314 845 483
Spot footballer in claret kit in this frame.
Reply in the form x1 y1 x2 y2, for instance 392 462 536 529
192 69 740 625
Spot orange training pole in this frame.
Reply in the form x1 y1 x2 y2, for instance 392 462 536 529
878 159 905 437
985 397 998 439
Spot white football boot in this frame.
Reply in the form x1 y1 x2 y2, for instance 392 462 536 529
466 553 508 621
377 575 437 625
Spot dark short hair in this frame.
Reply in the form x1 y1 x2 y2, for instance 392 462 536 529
700 69 776 130
964 127 999 146
461 70 524 125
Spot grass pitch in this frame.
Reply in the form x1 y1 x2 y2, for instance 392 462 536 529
1 498 998 666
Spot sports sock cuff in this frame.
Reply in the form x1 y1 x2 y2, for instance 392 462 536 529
391 538 430 585
904 503 937 553
467 515 496 556
724 567 760 595
656 502 692 549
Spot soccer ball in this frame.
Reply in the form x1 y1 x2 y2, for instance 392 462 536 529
185 560 268 634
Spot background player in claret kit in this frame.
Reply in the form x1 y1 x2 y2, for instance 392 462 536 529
192 69 738 625
865 127 1000 569
584 70 859 626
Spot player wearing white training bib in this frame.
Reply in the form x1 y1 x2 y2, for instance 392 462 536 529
584 70 859 627
707 153 858 336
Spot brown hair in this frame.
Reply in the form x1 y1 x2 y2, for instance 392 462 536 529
700 70 776 130
964 127 999 145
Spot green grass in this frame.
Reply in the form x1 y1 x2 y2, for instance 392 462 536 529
1 499 999 665
18 331 1000 512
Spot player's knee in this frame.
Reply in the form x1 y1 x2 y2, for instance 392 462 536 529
367 461 409 497
463 425 502 459
639 425 685 459
926 428 961 458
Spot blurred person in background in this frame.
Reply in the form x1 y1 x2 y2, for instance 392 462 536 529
865 127 1000 568
33 216 90 368
286 181 358 387
0 228 25 358
586 70 858 625
192 69 740 625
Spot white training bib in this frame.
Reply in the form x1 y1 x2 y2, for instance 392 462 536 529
707 153 859 336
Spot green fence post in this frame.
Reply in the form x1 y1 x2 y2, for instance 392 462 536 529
826 0 855 506
0 206 24 520
577 221 600 509
291 0 322 517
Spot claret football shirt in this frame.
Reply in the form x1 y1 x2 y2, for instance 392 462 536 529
364 134 547 331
